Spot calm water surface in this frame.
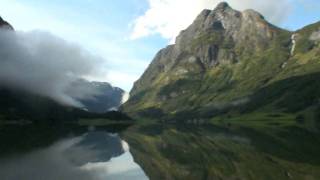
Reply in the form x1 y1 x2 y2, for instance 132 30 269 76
0 131 148 180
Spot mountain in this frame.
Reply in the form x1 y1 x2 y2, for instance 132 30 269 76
123 2 320 123
1 4 320 180
74 79 127 113
121 3 320 179
0 16 13 30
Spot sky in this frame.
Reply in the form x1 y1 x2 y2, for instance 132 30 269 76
0 0 319 92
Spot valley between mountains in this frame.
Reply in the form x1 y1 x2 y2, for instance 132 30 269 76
1 2 320 180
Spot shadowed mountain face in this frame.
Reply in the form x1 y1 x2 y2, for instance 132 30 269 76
73 79 125 113
123 2 320 120
0 16 13 30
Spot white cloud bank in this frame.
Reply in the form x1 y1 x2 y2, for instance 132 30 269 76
0 0 148 92
131 0 292 42
0 29 106 107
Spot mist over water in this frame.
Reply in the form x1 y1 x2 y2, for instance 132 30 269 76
0 132 148 180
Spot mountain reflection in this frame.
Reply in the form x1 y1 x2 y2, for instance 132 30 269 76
0 131 148 180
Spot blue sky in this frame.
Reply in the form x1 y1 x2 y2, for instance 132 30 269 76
0 0 319 91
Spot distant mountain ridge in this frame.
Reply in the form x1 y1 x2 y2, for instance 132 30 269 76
75 79 127 113
123 2 320 121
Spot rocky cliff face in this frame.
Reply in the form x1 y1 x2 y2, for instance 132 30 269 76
131 3 279 91
123 2 320 119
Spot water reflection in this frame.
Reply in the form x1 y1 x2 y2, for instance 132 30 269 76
0 131 148 180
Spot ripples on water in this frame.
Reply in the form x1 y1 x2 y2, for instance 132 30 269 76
0 131 149 180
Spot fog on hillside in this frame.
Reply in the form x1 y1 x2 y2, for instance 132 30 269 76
0 29 106 107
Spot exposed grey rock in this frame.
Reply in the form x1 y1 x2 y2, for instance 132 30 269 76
172 2 278 67
310 30 320 41
130 3 281 96
214 2 230 11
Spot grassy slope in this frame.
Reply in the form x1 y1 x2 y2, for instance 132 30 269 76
125 23 320 122
123 28 293 117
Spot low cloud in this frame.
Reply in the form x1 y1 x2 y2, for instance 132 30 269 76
0 29 106 107
131 0 292 42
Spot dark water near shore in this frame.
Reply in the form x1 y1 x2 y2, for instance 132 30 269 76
0 130 148 180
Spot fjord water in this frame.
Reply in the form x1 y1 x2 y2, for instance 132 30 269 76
0 131 148 180
123 123 320 180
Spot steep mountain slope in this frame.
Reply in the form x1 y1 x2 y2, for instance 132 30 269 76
0 16 13 30
74 79 126 113
123 2 320 122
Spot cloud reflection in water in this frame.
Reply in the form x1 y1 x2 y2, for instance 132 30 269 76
0 132 148 180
